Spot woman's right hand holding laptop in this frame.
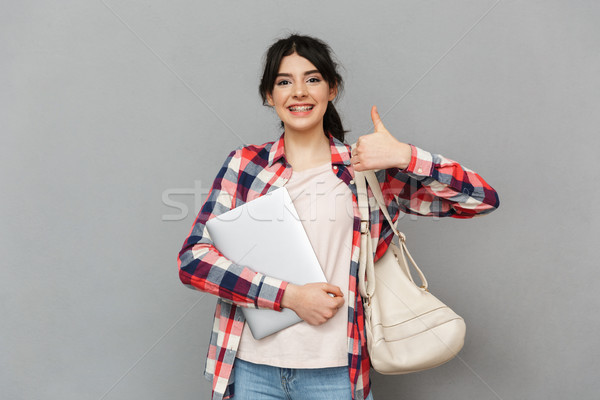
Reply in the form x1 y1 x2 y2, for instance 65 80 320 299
281 283 345 326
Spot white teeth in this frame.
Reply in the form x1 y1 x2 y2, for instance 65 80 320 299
289 105 313 112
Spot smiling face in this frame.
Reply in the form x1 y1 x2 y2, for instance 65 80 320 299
267 53 337 136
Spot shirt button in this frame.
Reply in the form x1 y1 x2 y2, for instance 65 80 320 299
333 165 338 170
350 179 355 184
417 168 423 173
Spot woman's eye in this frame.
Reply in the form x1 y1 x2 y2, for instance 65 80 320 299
276 80 291 86
307 77 321 83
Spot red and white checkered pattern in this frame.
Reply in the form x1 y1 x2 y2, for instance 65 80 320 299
178 132 499 400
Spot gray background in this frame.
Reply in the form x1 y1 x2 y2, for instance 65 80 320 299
2 1 599 399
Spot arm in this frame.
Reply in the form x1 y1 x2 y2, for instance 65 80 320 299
177 147 287 311
383 144 499 218
352 106 499 218
179 148 345 323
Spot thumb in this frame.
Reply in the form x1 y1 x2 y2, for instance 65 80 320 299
371 105 385 131
325 284 344 298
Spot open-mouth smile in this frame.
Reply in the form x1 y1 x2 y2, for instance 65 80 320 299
288 105 314 113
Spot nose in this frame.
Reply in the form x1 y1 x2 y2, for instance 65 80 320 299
293 82 308 98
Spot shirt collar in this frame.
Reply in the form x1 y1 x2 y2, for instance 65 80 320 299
267 132 352 168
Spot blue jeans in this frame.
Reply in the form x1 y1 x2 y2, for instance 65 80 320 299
233 358 374 400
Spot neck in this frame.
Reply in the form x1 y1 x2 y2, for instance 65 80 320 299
283 129 331 170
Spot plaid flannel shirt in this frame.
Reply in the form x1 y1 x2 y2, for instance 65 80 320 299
178 132 499 400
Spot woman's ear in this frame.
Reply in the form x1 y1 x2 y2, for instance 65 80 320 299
328 84 338 102
266 93 275 106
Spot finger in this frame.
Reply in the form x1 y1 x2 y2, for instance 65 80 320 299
371 105 385 131
325 284 343 297
356 136 362 147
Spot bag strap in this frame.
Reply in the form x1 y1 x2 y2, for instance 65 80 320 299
351 144 401 238
363 171 403 239
354 168 376 300
351 144 429 298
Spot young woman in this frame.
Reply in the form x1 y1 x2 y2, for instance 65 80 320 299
178 34 499 400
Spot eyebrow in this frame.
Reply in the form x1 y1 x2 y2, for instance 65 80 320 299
276 69 321 78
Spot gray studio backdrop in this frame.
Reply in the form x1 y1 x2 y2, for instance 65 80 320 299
2 1 599 399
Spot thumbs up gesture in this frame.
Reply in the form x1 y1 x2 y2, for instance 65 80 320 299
351 106 412 171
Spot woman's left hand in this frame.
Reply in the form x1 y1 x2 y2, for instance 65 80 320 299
351 105 412 171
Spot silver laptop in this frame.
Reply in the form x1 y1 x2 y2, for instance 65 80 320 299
205 187 326 339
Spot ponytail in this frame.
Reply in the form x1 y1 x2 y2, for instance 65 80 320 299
324 101 346 143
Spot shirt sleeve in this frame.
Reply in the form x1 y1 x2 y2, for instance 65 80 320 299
379 144 500 219
177 147 288 311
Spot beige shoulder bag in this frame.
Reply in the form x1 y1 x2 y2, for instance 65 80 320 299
355 168 466 374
